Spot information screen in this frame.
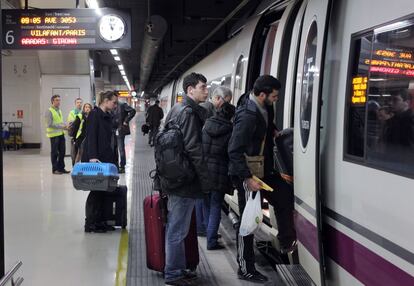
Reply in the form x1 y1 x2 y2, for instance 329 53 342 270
2 8 131 50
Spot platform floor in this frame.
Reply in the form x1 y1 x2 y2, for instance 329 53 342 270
3 113 281 286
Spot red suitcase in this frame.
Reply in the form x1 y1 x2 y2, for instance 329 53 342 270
143 193 199 272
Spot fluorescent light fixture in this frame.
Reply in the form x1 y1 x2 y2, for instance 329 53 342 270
110 49 118 55
120 70 126 76
118 64 124 70
114 56 121 61
86 0 99 8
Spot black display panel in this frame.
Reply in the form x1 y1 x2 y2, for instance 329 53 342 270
2 8 131 50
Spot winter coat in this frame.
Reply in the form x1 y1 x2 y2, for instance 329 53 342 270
202 114 233 194
113 102 136 136
81 107 116 164
146 104 164 128
162 95 211 198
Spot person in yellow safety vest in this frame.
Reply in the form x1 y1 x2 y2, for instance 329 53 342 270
67 98 83 166
45 95 69 175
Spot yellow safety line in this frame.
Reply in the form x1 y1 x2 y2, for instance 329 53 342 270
115 229 129 286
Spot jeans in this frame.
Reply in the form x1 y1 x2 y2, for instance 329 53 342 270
117 135 126 168
195 198 208 234
50 135 65 172
165 195 196 282
206 191 225 248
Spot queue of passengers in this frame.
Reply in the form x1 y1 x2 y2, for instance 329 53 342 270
160 73 296 286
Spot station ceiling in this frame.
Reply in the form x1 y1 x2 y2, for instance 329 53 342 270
98 0 259 95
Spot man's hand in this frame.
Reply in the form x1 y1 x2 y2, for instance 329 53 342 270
245 177 262 192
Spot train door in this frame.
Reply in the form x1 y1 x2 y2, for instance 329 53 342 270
293 0 332 285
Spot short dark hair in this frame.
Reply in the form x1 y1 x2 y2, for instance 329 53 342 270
75 97 83 103
183 72 207 94
253 75 281 96
98 91 118 105
51 95 60 103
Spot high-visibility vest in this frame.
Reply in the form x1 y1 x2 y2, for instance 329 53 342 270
46 107 64 138
67 109 81 123
76 117 84 139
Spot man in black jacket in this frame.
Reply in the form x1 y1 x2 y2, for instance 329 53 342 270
146 99 164 146
113 101 136 173
163 73 211 286
228 75 295 283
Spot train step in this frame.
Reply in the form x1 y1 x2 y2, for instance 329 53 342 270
276 264 316 286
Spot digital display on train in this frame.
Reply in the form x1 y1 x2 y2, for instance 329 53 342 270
2 9 131 50
367 46 414 77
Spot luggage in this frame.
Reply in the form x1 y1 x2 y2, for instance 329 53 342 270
104 185 127 228
71 162 119 191
144 193 199 272
141 123 150 135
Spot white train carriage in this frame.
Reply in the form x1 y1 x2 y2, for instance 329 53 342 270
159 0 414 285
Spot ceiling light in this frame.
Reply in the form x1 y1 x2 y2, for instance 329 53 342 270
114 56 121 61
118 64 124 70
110 49 118 55
120 70 126 76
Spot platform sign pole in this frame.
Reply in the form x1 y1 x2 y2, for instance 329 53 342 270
0 0 4 278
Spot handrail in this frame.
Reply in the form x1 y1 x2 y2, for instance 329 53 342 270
0 261 23 286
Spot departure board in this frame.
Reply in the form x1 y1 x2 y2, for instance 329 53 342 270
2 9 131 50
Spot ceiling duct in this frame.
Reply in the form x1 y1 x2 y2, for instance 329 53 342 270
139 15 167 92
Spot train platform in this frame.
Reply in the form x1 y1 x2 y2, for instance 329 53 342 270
3 112 283 286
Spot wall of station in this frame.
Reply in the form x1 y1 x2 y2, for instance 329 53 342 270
2 54 42 145
40 75 92 156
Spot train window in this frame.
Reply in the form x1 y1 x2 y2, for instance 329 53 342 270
345 20 414 177
261 23 279 75
300 21 318 149
234 56 245 101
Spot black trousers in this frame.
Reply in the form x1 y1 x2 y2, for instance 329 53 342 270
235 173 295 273
148 125 159 145
85 191 106 225
70 138 79 166
50 135 65 172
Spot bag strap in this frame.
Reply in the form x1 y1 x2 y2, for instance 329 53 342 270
165 105 190 129
259 134 266 156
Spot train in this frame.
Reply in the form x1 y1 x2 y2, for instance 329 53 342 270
158 0 414 285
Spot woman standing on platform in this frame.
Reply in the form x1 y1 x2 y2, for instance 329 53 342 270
82 91 118 233
73 103 92 163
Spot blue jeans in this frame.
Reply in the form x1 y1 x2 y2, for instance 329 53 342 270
206 191 225 248
195 198 208 234
165 195 196 282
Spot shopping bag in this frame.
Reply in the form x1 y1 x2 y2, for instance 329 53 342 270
239 191 263 236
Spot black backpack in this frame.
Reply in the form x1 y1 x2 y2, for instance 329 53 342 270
154 107 195 190
68 116 81 138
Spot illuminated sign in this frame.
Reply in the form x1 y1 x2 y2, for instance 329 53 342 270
176 95 183 103
367 46 414 78
352 76 367 104
2 9 131 49
117 90 130 98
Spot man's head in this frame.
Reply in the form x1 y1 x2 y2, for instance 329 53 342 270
51 95 61 108
155 100 160 105
75 98 83 110
183 72 208 103
253 75 281 106
211 86 232 109
390 89 410 113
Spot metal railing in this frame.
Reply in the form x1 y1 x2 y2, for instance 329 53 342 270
0 261 23 286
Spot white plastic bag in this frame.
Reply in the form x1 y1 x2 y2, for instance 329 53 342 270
239 191 263 236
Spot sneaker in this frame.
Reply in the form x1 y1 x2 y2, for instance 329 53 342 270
165 277 195 286
182 270 197 280
118 167 125 174
280 240 298 254
237 269 268 283
59 169 70 174
52 170 63 175
207 243 225 250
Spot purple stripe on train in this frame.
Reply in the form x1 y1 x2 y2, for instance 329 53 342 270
294 211 414 285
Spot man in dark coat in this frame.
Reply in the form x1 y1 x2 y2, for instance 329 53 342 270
146 99 164 146
163 73 211 286
113 101 136 173
228 75 296 283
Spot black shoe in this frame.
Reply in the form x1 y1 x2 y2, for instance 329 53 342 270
280 240 298 254
182 270 197 280
237 269 268 283
59 169 70 174
207 243 225 250
102 223 115 231
84 223 107 233
165 277 195 286
118 167 125 174
52 170 63 175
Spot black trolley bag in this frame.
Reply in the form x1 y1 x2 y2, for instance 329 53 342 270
104 185 128 228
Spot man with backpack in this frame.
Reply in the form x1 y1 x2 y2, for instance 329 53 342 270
155 72 211 286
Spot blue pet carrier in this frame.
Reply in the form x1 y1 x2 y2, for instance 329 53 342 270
71 163 119 191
